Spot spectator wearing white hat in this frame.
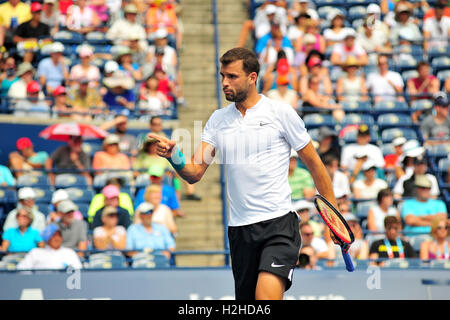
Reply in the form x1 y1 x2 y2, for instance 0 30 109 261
69 45 100 88
384 137 407 178
47 189 84 224
55 200 87 254
393 156 440 200
2 187 46 232
356 16 391 64
323 9 352 47
17 224 82 270
106 3 147 48
352 160 388 200
92 133 132 178
389 3 422 46
40 0 60 36
36 41 69 95
358 4 390 39
330 28 368 68
93 205 127 250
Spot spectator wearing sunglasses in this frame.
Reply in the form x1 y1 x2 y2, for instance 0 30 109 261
420 217 450 260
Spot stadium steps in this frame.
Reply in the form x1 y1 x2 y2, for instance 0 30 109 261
174 0 248 267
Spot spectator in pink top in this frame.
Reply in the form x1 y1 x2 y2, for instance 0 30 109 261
407 61 440 102
69 45 100 87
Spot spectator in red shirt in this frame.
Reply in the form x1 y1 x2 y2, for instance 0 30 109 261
407 61 440 102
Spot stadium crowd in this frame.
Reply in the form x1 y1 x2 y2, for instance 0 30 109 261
0 0 449 271
241 0 450 269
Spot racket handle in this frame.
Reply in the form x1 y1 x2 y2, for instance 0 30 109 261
341 247 355 272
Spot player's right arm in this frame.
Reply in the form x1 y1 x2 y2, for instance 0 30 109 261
148 133 215 184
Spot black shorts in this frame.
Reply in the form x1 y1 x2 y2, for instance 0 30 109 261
228 211 301 300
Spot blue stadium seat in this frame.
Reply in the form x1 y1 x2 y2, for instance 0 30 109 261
380 128 417 143
427 45 450 62
381 144 395 157
402 70 418 83
36 203 51 216
16 174 50 188
32 187 53 204
53 30 85 45
87 252 127 269
431 56 450 74
135 174 151 189
303 114 337 129
377 113 413 129
75 203 90 219
347 6 366 23
373 100 410 115
395 56 418 73
341 127 378 144
64 187 95 203
82 142 103 158
345 0 377 7
410 99 433 113
426 144 450 168
131 252 170 268
341 100 372 114
314 0 346 9
54 174 89 189
85 32 111 45
437 70 450 89
355 201 376 220
341 113 374 127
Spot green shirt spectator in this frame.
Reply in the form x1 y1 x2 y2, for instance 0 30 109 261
288 150 315 200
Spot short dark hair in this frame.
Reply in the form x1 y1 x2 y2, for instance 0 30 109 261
150 116 162 125
384 216 399 228
220 47 260 76
377 188 392 204
322 154 339 166
417 61 429 69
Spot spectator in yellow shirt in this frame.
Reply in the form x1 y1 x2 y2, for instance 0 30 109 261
0 0 32 48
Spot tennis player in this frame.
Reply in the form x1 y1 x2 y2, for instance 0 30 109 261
148 47 338 300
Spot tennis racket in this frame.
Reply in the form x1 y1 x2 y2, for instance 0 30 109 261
313 194 355 272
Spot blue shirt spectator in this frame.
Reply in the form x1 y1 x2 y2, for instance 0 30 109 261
401 175 447 235
126 222 175 252
102 70 136 114
36 42 68 94
255 30 293 55
0 165 15 187
102 89 135 114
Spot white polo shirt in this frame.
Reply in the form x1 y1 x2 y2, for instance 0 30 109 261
202 95 311 226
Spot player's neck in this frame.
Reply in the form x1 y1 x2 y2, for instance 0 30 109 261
235 89 261 116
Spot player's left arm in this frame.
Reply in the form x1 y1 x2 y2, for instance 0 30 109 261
297 141 337 209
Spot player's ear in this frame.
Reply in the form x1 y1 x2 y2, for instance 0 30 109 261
248 71 258 85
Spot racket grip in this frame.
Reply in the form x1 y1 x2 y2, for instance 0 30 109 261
341 247 355 272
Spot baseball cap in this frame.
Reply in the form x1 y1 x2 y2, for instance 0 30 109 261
307 56 322 68
102 205 118 217
102 184 120 199
367 3 381 15
344 28 357 39
148 165 165 177
50 42 64 53
402 140 424 158
16 137 33 150
362 160 377 171
392 136 407 147
396 3 412 13
335 188 350 199
317 126 337 141
57 199 78 214
41 224 60 242
31 2 42 13
79 45 93 58
16 62 34 77
53 85 66 96
124 3 138 14
434 92 449 107
154 28 168 39
265 4 277 15
103 134 120 145
136 202 155 215
26 81 40 94
293 200 315 212
343 213 358 222
18 187 36 200
414 175 432 189
51 189 69 204
357 124 370 135
104 60 119 74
